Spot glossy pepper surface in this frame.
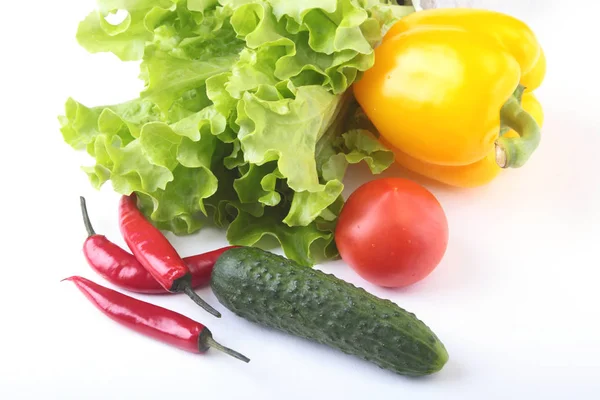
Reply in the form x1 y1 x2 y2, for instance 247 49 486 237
81 197 236 294
353 8 545 184
64 276 249 362
80 197 235 294
118 194 221 317
383 92 544 188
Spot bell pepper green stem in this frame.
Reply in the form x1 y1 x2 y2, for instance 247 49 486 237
495 95 541 168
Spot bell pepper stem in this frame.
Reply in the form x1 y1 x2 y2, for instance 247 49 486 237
495 95 541 168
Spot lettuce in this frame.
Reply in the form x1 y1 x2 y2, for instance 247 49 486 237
59 0 414 266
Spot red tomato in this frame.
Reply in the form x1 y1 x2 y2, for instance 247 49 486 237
335 178 448 288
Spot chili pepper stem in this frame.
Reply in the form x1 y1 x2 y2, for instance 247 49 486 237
495 95 541 168
80 196 96 236
182 284 222 318
205 335 250 363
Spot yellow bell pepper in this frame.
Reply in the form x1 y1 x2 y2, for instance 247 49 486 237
353 8 546 186
381 92 544 188
521 48 546 93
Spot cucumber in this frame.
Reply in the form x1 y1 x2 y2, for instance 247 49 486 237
211 247 449 376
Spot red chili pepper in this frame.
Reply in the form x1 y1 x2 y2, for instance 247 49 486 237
118 194 221 317
64 276 249 362
186 248 239 289
80 197 236 294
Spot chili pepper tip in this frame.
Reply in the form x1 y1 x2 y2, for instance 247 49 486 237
79 196 96 237
205 336 250 363
183 285 222 318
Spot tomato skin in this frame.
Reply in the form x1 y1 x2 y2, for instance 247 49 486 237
335 178 449 288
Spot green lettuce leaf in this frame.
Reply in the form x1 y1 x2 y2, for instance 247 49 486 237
60 0 414 265
226 205 333 267
236 85 340 192
140 48 239 112
76 1 177 61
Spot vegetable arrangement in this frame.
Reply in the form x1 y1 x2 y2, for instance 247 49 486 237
59 1 547 381
68 194 447 376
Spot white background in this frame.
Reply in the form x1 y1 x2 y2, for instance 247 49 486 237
1 1 599 399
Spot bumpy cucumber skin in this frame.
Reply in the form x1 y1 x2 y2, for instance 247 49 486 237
211 247 449 376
